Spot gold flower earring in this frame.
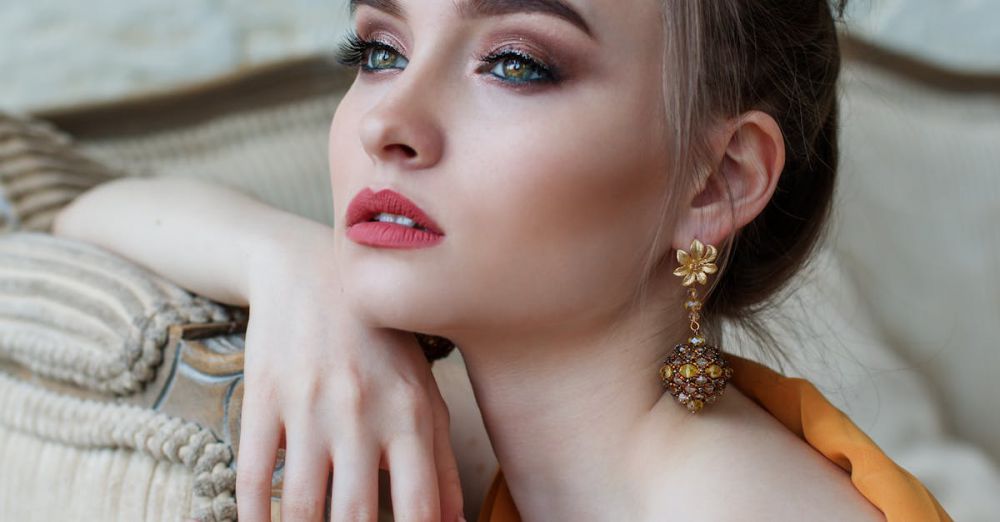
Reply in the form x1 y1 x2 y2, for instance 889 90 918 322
659 239 734 413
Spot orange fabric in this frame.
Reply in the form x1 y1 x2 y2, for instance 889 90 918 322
477 354 952 522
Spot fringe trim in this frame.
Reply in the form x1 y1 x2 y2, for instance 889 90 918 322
0 370 237 521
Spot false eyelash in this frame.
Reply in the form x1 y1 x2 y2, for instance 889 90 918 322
335 29 560 86
335 30 397 68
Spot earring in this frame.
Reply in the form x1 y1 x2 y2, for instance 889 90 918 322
659 239 734 413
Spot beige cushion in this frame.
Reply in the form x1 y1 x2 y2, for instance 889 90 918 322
836 58 1000 458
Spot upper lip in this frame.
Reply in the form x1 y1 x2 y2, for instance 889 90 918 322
345 188 445 235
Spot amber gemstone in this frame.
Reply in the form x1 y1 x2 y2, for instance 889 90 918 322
687 399 705 412
707 364 724 378
680 364 699 378
660 365 673 381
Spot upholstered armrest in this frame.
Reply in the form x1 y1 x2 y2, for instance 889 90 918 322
0 231 251 521
0 113 122 233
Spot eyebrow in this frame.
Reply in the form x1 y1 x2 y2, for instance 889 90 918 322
349 0 594 38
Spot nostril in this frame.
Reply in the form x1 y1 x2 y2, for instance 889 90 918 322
385 143 418 159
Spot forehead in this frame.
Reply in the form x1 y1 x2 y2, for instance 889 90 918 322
349 0 663 42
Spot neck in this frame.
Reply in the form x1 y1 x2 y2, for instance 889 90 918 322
451 298 705 520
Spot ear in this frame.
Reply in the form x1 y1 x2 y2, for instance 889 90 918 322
672 110 785 250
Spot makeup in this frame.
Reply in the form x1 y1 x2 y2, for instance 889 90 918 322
345 188 445 249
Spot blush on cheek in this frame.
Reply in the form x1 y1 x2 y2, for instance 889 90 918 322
451 167 663 331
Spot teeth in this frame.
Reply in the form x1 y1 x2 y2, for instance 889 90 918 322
373 212 423 229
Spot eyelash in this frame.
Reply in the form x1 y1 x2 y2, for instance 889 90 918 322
334 30 559 86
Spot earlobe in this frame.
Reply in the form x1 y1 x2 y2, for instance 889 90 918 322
672 111 785 251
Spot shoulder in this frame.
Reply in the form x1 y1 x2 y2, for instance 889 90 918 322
641 386 886 522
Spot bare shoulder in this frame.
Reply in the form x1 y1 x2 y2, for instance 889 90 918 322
643 388 886 522
432 351 498 516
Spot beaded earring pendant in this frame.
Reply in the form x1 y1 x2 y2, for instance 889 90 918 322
659 239 734 413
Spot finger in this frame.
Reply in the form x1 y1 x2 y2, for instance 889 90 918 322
280 424 331 522
386 428 440 522
429 380 466 522
330 436 380 522
236 394 282 522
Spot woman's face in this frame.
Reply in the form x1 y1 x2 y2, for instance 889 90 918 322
329 0 675 339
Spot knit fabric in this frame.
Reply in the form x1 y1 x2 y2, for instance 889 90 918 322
0 370 236 521
0 64 346 520
76 92 341 227
0 231 247 395
0 113 120 232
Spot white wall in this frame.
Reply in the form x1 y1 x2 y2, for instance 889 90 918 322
845 0 1000 71
0 0 352 111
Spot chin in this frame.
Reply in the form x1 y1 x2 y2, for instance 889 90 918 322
341 255 455 334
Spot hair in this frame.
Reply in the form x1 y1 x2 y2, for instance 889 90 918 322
637 1 848 367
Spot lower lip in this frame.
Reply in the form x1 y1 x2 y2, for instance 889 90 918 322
347 222 445 249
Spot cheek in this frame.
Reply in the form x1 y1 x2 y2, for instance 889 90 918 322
324 72 672 333
455 95 671 323
328 93 362 215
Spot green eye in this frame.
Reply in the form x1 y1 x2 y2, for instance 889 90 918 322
486 53 553 84
364 46 409 71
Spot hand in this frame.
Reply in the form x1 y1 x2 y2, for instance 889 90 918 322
234 231 465 522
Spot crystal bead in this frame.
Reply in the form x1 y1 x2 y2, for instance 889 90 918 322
680 364 699 378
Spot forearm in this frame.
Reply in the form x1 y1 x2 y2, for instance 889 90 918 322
51 175 334 308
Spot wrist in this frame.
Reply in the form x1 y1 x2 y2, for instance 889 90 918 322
243 212 338 305
243 215 456 363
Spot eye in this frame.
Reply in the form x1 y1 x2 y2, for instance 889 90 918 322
480 50 556 84
364 45 409 71
335 31 409 72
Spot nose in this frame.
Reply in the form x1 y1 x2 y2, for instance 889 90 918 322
359 76 445 170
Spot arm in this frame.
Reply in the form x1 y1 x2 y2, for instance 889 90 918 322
51 175 327 307
51 175 476 521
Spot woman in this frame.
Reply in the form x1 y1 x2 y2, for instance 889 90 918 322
52 0 952 520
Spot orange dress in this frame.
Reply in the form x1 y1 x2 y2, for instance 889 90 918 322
477 354 953 522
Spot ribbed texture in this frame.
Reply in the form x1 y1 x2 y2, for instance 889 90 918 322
79 92 342 226
0 371 236 521
0 113 121 233
0 231 247 395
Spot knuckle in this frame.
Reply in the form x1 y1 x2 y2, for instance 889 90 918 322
297 374 325 405
281 494 323 521
441 464 463 492
396 500 438 522
391 405 433 438
434 398 452 429
235 465 272 499
392 381 431 417
332 380 370 415
242 374 279 404
335 503 377 522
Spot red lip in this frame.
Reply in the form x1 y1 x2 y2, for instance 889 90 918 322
345 188 445 248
